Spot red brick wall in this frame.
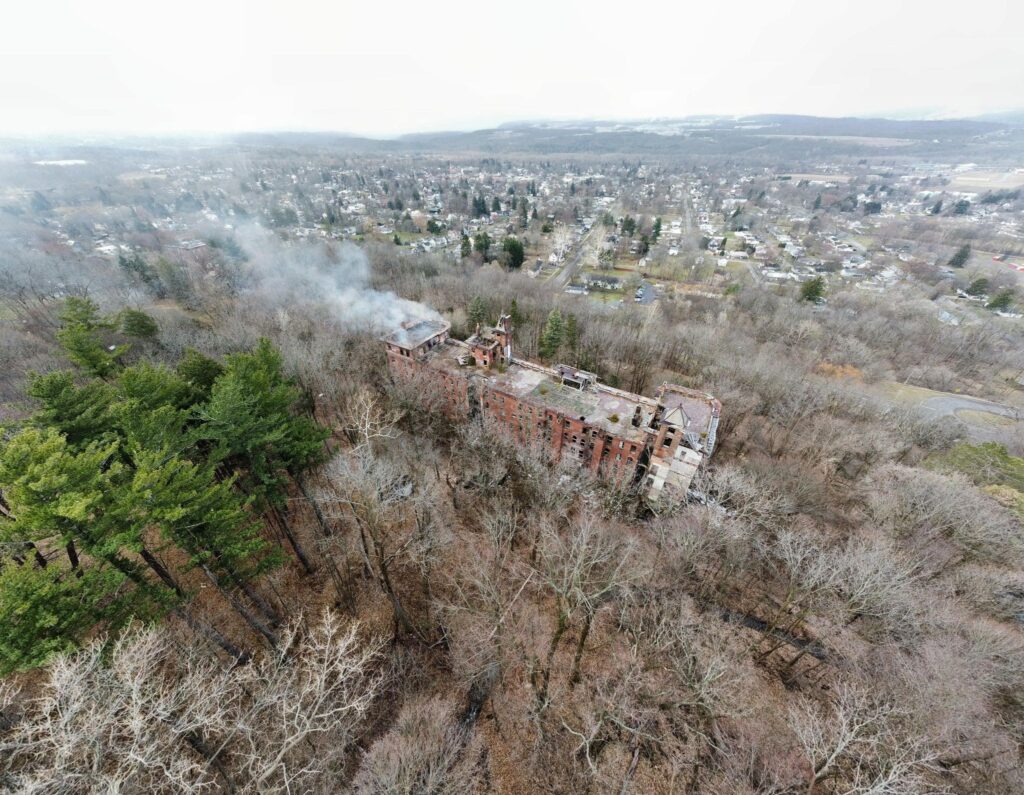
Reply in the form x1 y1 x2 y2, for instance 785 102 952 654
387 353 648 488
480 384 643 487
386 350 469 415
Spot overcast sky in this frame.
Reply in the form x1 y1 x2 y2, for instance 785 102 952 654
2 0 1021 137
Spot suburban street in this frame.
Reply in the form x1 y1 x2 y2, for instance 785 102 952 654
551 214 607 289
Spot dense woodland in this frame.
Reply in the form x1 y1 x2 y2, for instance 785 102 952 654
2 230 1024 793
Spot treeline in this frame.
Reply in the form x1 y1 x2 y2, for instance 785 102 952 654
0 297 328 672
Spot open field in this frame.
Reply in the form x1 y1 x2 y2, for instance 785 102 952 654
949 170 1024 191
784 173 852 183
587 289 626 305
760 134 915 147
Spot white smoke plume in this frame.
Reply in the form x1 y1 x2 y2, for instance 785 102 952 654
233 225 440 333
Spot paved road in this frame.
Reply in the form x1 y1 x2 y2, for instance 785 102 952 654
918 393 1021 442
553 222 603 289
919 394 1019 420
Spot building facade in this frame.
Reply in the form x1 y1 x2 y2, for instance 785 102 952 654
383 316 721 499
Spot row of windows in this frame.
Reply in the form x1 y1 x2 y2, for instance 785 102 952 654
480 391 644 469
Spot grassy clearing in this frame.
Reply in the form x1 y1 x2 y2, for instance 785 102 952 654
879 380 948 404
926 442 1024 519
588 289 627 305
954 408 1019 428
926 442 1024 492
949 170 1024 192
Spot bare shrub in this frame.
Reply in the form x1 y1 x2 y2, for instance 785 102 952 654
351 695 483 794
828 535 923 639
867 464 1024 567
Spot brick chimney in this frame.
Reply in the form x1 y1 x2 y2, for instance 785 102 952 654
497 313 513 363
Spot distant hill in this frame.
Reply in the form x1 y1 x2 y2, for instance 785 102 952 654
18 113 1021 163
968 109 1024 126
378 114 1024 161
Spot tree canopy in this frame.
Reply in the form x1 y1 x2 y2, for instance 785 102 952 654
0 301 330 672
502 236 525 270
800 276 826 303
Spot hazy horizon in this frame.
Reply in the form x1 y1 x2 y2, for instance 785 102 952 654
3 0 1022 138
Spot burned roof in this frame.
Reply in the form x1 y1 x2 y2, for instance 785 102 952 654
382 318 450 350
410 337 718 444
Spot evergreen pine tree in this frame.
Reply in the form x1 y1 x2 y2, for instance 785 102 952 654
56 297 127 378
539 309 565 360
948 244 971 268
502 237 525 269
176 349 225 403
966 278 990 297
199 339 329 573
118 309 159 339
800 276 826 303
987 289 1015 311
468 296 487 329
0 559 132 673
564 313 580 364
28 372 117 448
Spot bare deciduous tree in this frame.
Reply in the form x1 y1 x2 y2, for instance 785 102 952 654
535 513 638 703
867 464 1024 569
322 449 438 643
788 684 936 795
2 611 382 793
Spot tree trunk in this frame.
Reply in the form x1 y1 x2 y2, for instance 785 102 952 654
139 547 186 598
200 565 278 648
756 609 809 661
294 474 353 610
294 473 330 537
182 731 237 794
219 558 281 626
538 609 568 708
569 611 594 687
378 556 420 643
271 505 314 574
27 542 48 569
119 552 249 663
66 540 83 577
619 739 641 795
175 608 250 665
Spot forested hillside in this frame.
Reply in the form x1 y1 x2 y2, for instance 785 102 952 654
2 236 1024 793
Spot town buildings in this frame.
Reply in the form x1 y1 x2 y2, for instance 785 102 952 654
384 315 721 500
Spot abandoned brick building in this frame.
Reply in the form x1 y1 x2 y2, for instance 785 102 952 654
383 315 721 499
